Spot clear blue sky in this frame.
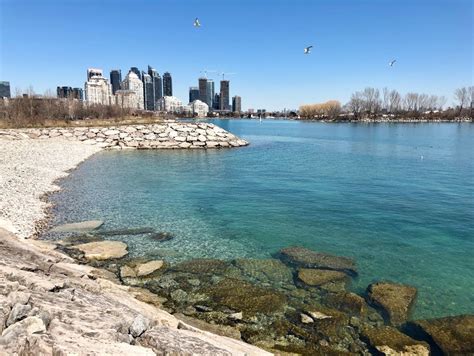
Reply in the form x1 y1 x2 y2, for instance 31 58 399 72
0 0 472 110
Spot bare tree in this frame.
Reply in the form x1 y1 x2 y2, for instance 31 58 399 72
348 92 364 119
454 87 469 114
361 87 381 116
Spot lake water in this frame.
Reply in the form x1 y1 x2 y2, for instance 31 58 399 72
48 120 474 319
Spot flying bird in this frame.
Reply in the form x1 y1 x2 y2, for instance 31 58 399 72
193 18 201 27
389 59 397 67
304 46 313 54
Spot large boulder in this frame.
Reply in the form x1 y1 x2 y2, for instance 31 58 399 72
406 315 474 355
204 278 286 317
279 246 356 275
297 268 348 287
366 282 417 326
49 220 103 233
72 240 128 261
361 326 430 356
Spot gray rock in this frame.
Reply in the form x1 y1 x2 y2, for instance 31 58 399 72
129 315 151 338
50 220 103 233
6 303 32 326
170 289 188 304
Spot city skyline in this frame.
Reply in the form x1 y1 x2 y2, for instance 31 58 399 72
0 0 472 110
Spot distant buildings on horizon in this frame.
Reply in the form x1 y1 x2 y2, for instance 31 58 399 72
1 65 243 116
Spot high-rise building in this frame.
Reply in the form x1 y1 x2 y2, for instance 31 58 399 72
191 100 209 117
156 96 182 113
148 65 162 109
84 68 112 105
72 88 84 100
130 67 141 80
232 96 242 113
121 70 144 110
206 80 214 109
142 72 154 111
219 80 230 111
0 81 11 98
213 93 220 110
189 87 199 103
57 86 72 98
110 69 122 95
198 78 207 104
163 72 173 96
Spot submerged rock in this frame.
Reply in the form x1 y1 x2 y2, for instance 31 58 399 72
406 315 474 355
100 227 155 236
366 282 417 326
232 258 294 286
324 292 371 317
59 233 103 246
149 232 175 242
176 314 242 340
71 241 128 261
279 246 357 275
136 260 165 277
297 268 348 287
49 220 104 233
204 278 286 316
171 259 230 275
361 326 430 356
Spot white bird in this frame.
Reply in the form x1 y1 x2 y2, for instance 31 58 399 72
304 46 313 54
193 18 201 27
389 59 397 67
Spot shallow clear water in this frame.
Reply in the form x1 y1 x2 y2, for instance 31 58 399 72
48 120 474 319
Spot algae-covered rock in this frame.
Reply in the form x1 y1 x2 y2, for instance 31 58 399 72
324 292 369 317
279 246 357 275
171 259 230 275
406 315 474 355
175 314 242 340
297 268 348 287
366 282 417 326
233 258 294 286
361 326 430 356
204 278 286 316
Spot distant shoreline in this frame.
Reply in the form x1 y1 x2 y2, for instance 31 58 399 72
199 117 473 123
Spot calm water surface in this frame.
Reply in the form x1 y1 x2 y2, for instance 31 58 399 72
49 120 474 319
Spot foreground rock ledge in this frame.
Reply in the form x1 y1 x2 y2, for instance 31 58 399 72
0 122 249 149
0 228 270 355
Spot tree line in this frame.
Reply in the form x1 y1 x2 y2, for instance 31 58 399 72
300 86 473 120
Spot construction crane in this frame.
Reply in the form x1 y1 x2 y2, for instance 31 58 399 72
200 69 217 78
220 72 236 80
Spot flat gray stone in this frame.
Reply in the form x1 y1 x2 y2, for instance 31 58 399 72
50 220 104 233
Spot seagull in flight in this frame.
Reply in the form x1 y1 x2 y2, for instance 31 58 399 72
304 46 313 54
193 18 201 27
389 59 397 67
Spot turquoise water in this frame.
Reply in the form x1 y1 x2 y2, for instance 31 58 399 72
49 120 474 319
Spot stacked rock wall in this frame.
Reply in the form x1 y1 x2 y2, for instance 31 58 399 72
0 122 248 149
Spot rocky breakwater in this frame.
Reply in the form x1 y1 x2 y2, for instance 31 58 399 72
1 122 249 149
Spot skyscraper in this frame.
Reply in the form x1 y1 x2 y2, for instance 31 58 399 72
213 93 220 110
110 69 122 95
232 96 242 112
72 88 84 100
85 68 112 105
198 78 207 103
189 87 199 103
206 80 214 109
148 65 162 109
219 80 230 111
57 86 72 98
130 67 141 80
0 81 11 98
163 72 173 96
142 72 154 111
121 70 144 110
